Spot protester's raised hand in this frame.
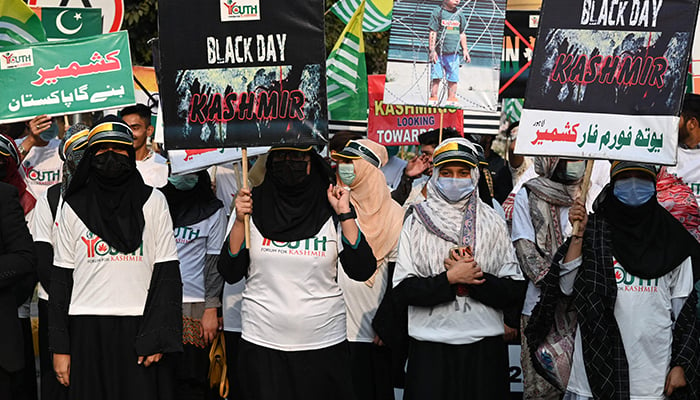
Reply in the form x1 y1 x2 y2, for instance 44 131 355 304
27 114 52 138
405 154 431 178
568 198 587 237
234 188 252 223
327 184 351 215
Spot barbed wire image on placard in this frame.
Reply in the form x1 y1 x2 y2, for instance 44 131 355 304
383 0 505 112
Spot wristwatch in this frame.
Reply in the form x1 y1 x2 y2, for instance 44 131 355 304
18 143 29 158
337 209 357 221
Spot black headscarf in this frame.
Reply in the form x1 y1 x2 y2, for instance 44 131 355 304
65 118 152 254
160 170 223 228
251 149 335 242
595 185 700 279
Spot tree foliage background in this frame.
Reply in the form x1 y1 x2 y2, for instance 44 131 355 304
124 0 388 75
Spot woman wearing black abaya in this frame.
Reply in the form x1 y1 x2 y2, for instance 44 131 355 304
161 169 227 400
48 116 182 400
217 145 376 400
527 161 700 400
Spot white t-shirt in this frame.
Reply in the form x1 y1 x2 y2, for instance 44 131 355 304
211 163 240 216
222 214 245 332
567 257 694 400
136 152 169 188
241 217 348 351
53 190 179 316
338 247 396 342
393 213 524 345
17 137 63 198
667 147 700 204
511 188 572 316
176 207 226 303
31 189 64 300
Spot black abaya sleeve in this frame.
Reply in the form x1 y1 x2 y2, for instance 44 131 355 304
468 273 527 310
0 184 36 289
135 260 183 356
339 233 376 281
393 271 457 307
35 242 53 292
48 266 73 354
390 172 414 206
670 289 699 399
217 237 250 284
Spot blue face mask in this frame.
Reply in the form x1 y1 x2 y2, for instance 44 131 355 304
39 119 59 142
168 173 199 191
435 177 475 202
613 177 655 206
338 163 356 185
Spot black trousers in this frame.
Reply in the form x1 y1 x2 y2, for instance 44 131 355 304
66 316 176 400
348 341 394 400
404 336 509 400
10 317 36 400
238 339 356 400
39 299 68 400
223 331 244 400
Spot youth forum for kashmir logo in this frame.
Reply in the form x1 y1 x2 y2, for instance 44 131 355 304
220 0 260 22
614 259 659 293
81 231 144 262
0 49 34 70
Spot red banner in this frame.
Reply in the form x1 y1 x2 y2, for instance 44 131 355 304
368 75 463 146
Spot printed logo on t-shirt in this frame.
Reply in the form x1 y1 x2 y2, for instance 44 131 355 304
260 236 328 257
22 162 60 185
441 19 460 29
81 231 144 262
174 226 200 244
614 260 659 293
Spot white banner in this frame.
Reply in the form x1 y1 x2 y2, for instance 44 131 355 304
693 14 700 93
169 146 269 175
516 110 679 165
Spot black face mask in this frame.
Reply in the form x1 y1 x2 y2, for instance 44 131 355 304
91 151 133 180
269 160 310 186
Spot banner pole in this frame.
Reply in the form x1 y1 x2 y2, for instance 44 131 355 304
439 112 444 143
572 160 594 235
241 147 251 249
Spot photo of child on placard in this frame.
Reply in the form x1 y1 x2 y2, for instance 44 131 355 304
383 0 506 112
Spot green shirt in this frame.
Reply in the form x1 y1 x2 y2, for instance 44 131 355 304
429 6 468 54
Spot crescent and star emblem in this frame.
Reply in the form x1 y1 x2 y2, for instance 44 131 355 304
56 10 83 35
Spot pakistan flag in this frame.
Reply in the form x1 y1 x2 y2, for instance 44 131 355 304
40 7 102 40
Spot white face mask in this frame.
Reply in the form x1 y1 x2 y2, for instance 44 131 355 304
435 177 474 202
337 163 356 185
554 160 585 183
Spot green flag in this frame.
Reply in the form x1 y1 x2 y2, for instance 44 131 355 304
41 7 102 40
330 0 392 32
0 0 46 48
503 98 523 123
327 1 367 121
